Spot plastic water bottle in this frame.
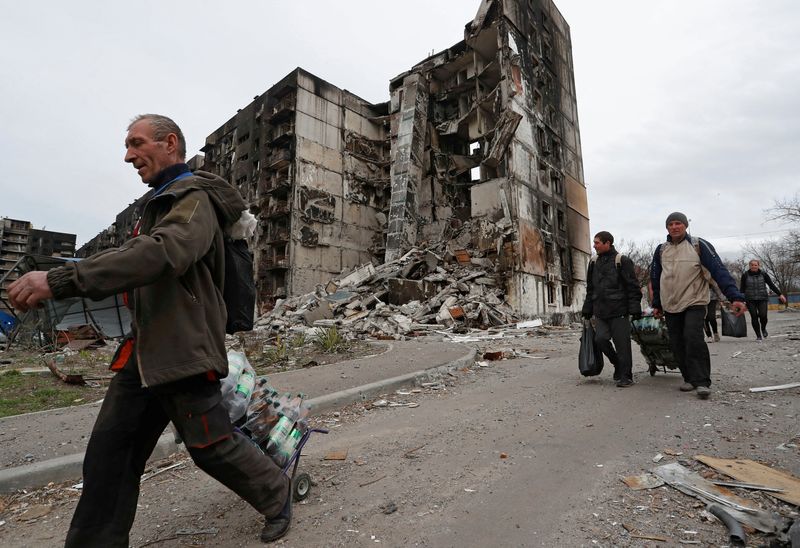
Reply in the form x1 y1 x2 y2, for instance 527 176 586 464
221 352 247 400
265 394 305 456
273 426 304 467
227 369 255 423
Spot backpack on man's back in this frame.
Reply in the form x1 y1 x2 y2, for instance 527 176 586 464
223 237 256 334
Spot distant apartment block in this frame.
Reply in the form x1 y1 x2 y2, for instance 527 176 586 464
0 217 76 310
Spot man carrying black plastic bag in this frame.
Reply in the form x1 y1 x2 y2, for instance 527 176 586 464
581 231 642 386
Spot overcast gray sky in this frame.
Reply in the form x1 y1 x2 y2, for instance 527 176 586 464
1 1 797 257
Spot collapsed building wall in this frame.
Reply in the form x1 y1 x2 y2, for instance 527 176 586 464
77 0 588 319
202 69 389 309
385 0 589 316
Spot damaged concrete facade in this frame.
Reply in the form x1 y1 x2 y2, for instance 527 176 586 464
201 69 390 309
78 0 588 319
383 0 590 316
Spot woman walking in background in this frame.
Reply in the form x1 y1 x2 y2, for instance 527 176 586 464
740 259 787 341
703 287 720 343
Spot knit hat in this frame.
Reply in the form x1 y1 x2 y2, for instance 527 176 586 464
665 212 689 228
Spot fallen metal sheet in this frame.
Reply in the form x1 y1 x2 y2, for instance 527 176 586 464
622 473 665 490
652 462 785 533
695 455 800 506
749 382 800 393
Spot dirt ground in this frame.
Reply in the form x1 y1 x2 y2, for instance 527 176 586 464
1 312 798 547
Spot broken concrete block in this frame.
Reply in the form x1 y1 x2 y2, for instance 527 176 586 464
303 300 333 325
386 278 438 305
338 263 376 288
390 314 413 333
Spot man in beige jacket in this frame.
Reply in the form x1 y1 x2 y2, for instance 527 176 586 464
650 212 746 399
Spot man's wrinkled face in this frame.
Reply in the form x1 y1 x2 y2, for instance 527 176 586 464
124 120 173 184
593 237 611 254
667 220 687 240
749 260 760 272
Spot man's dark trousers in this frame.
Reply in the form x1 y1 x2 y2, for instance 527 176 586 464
665 305 710 388
65 361 288 548
593 315 633 382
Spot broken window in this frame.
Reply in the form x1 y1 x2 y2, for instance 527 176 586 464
469 141 481 182
538 160 549 186
557 210 566 232
561 284 571 306
546 282 556 304
541 201 552 226
544 240 554 263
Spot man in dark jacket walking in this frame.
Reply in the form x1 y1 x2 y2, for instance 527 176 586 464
582 231 642 387
9 114 291 546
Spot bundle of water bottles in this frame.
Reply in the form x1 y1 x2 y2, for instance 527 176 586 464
221 351 311 467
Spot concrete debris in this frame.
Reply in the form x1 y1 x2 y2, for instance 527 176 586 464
254 224 539 339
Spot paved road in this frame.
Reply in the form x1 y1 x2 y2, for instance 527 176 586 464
1 313 798 547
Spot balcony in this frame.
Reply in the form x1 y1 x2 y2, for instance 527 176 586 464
259 255 289 275
267 94 296 123
266 148 292 170
265 228 290 243
258 174 291 195
261 202 290 219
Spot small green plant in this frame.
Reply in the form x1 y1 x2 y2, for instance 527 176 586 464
290 333 307 349
313 326 349 353
264 336 289 363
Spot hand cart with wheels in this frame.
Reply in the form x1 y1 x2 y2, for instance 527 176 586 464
237 424 328 502
631 315 680 376
279 427 328 502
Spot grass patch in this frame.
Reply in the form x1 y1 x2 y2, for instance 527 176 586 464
0 369 106 418
313 326 349 353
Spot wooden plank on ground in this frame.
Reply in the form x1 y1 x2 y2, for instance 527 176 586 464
695 455 800 506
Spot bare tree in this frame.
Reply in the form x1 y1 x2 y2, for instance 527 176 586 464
766 192 800 224
741 235 800 302
616 238 661 289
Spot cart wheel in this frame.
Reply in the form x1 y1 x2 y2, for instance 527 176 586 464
649 364 657 376
292 472 312 502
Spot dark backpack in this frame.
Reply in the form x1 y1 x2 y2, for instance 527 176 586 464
223 237 256 334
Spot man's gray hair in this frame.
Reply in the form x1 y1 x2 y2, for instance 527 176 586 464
129 114 186 160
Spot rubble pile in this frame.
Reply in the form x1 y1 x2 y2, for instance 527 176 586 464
255 223 525 338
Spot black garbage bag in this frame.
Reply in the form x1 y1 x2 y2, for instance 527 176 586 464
579 321 604 376
720 307 747 338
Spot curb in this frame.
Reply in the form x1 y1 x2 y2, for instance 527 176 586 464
0 346 476 494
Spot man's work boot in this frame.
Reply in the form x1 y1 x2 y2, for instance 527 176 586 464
616 379 634 388
261 491 292 543
713 333 720 342
762 329 768 338
679 382 695 392
696 386 711 399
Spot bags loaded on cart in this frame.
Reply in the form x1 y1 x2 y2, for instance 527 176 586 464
630 315 680 376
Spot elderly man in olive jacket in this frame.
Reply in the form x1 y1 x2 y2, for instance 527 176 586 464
9 114 292 546
582 231 642 387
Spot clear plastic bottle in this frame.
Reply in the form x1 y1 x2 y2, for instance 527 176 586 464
227 369 256 423
265 394 306 455
273 426 304 467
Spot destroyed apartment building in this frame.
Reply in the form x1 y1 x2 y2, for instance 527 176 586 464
79 0 590 321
